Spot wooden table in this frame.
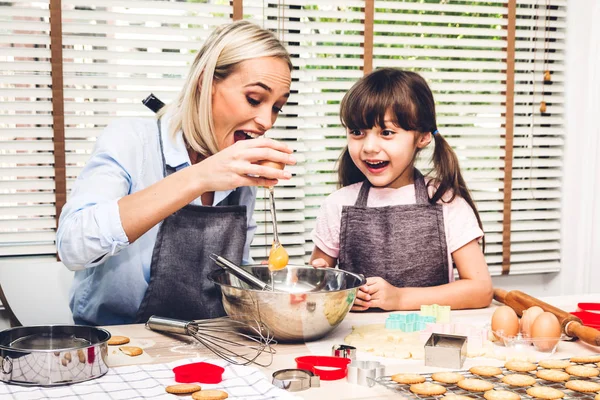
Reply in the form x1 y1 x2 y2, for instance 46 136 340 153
105 294 600 400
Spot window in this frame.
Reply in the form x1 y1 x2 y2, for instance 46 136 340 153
0 0 566 275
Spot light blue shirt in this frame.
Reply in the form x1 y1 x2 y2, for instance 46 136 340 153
57 117 257 325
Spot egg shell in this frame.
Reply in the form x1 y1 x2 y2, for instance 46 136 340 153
530 312 561 352
268 242 289 271
257 160 285 170
491 306 520 339
520 306 544 338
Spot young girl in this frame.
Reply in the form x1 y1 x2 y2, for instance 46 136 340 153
310 68 493 311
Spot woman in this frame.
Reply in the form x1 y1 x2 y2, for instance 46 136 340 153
57 21 295 326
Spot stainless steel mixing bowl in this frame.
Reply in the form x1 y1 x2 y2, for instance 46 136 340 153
208 265 365 342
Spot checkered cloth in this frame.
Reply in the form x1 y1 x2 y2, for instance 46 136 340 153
0 357 302 400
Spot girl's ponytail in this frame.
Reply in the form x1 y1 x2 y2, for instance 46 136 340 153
338 146 365 188
429 132 485 249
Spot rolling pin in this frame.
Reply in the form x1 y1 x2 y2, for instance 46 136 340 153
494 288 600 347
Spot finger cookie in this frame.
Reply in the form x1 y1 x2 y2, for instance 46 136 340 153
595 394 600 400
526 387 565 400
119 346 143 357
538 359 571 369
470 366 503 377
432 372 465 384
536 369 570 382
410 382 447 396
165 384 202 395
570 355 600 363
457 378 495 392
565 380 600 393
77 349 86 363
108 335 130 345
192 389 229 400
501 374 536 387
565 365 600 378
391 373 426 384
484 390 521 400
505 360 537 373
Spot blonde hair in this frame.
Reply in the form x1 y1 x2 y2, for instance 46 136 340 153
158 20 292 157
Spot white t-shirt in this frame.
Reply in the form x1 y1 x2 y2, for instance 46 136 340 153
311 181 483 282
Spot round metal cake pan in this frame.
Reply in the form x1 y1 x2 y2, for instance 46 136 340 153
0 325 111 386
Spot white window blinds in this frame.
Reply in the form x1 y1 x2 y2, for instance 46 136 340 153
244 2 310 264
511 0 565 275
0 0 567 276
60 0 231 179
0 0 56 261
369 0 565 275
246 0 366 263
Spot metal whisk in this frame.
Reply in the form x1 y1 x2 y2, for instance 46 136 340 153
146 315 276 366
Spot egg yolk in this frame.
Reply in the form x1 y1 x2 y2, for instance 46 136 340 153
268 242 289 271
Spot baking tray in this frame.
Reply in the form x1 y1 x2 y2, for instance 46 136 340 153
374 358 600 399
0 325 111 386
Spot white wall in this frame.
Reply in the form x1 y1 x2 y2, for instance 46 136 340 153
564 0 600 293
556 0 599 294
491 0 599 297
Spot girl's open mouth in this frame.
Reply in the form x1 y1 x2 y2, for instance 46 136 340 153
364 160 389 171
234 130 261 143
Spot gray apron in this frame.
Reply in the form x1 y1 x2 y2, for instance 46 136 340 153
339 169 449 288
136 121 247 322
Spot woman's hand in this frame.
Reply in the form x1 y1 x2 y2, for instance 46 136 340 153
194 137 295 193
351 277 400 311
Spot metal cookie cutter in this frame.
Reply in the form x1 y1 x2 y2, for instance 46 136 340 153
332 344 356 361
424 333 467 369
272 369 320 392
347 360 385 387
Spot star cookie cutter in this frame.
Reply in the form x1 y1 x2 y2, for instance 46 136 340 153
385 313 436 332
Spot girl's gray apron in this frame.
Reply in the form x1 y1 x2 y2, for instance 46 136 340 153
339 169 449 288
136 120 247 322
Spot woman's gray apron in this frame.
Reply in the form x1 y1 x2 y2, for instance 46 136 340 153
338 169 449 288
136 121 247 322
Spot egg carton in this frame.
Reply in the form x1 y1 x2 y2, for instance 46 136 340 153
373 357 600 399
493 330 572 354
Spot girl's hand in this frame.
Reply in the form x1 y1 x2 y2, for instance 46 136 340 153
194 138 295 192
309 247 336 269
311 258 330 268
352 277 400 311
